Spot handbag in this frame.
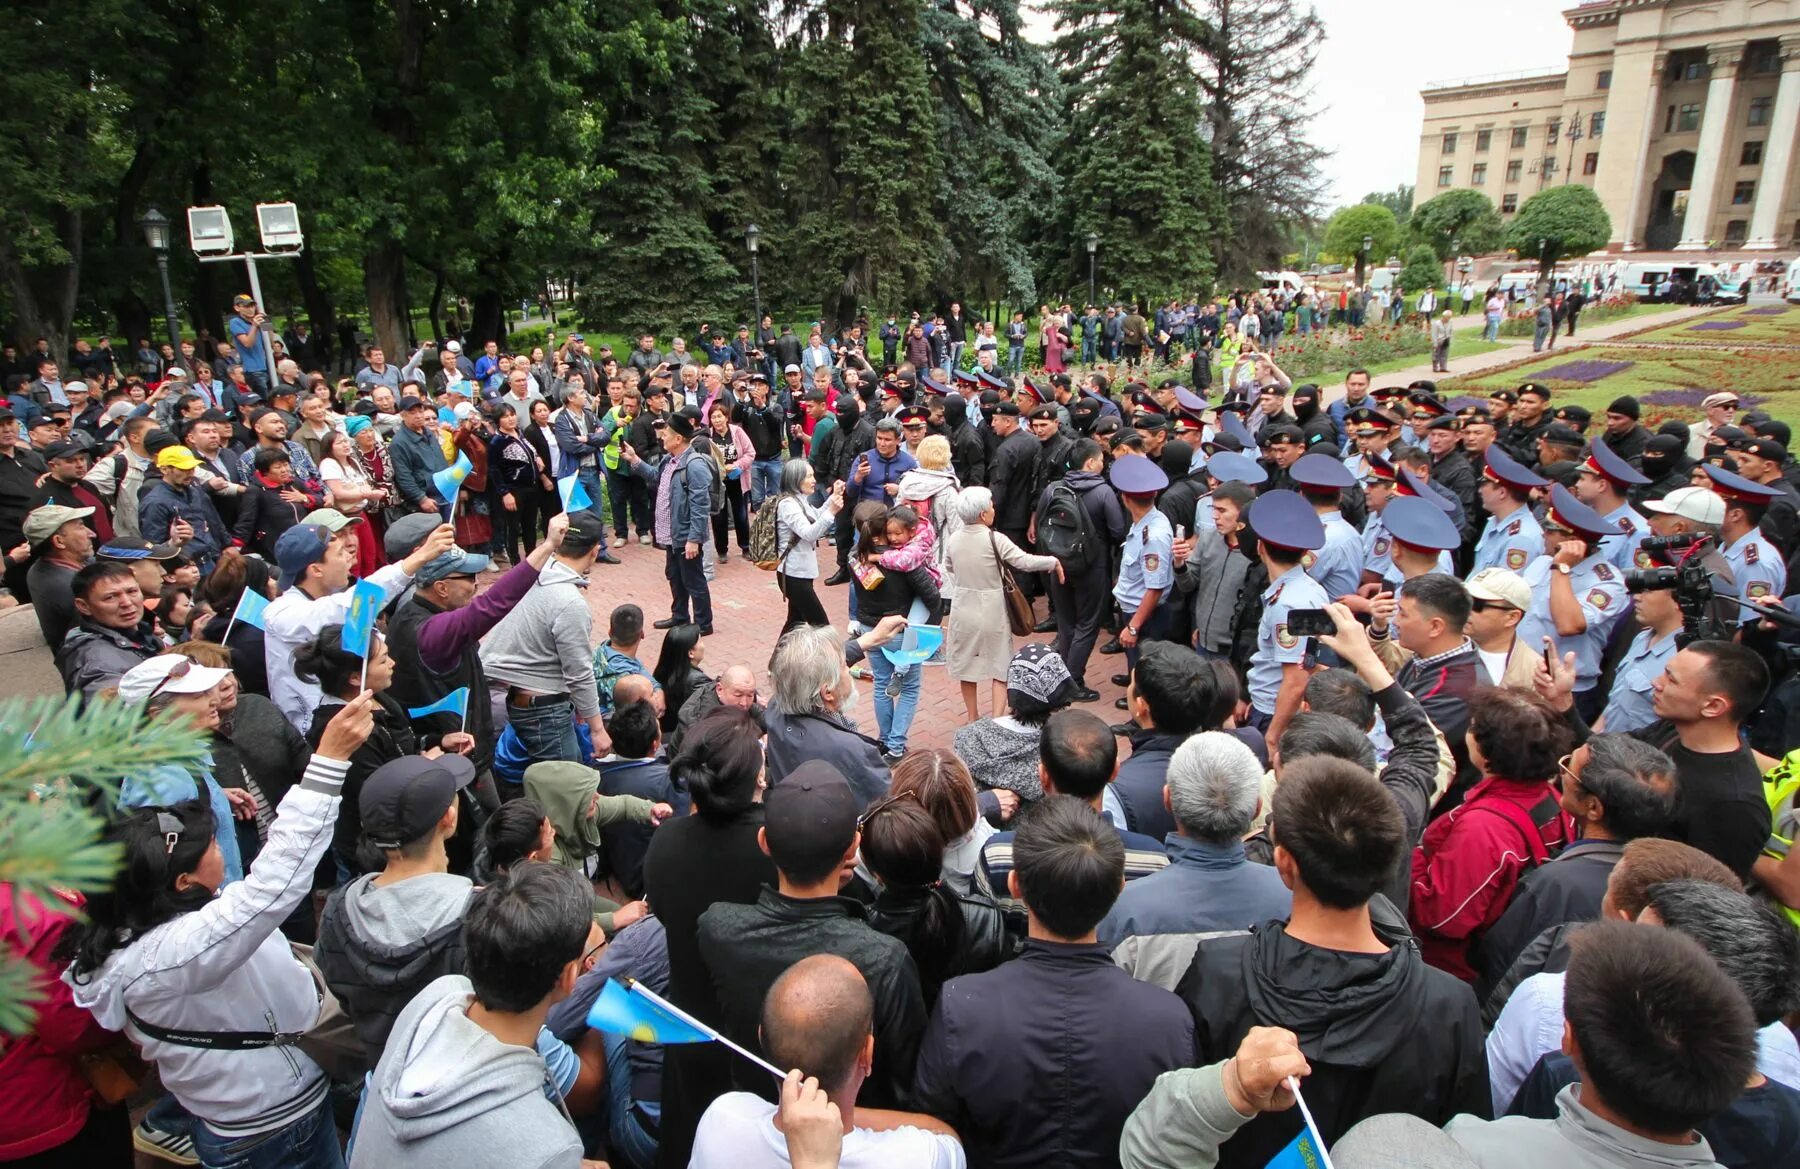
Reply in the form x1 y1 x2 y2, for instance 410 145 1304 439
990 530 1035 638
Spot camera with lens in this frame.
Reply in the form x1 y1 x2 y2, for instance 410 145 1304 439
1624 532 1724 644
1624 561 1712 597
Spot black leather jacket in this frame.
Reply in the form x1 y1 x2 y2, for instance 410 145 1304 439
868 884 1017 1007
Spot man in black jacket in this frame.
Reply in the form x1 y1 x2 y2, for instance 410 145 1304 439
942 392 985 487
986 401 1038 548
1042 440 1126 696
821 398 874 586
1175 757 1490 1169
732 374 786 510
696 761 926 1109
1498 383 1553 469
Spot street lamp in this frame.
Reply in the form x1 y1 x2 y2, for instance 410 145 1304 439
745 223 762 333
1085 232 1099 306
1361 233 1373 285
1448 236 1461 286
139 207 183 356
185 203 303 380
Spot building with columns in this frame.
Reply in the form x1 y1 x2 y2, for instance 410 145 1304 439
1416 0 1800 252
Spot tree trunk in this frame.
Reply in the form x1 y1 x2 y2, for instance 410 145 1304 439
470 289 505 347
427 269 446 346
293 250 337 349
0 210 81 361
365 240 410 360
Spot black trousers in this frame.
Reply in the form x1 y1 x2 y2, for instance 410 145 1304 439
1050 562 1110 686
712 477 750 554
780 573 829 633
833 500 856 573
665 545 714 627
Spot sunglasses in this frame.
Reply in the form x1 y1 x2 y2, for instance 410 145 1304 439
1468 598 1518 614
857 788 920 829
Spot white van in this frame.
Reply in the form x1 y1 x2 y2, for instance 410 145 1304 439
1257 270 1308 296
1785 258 1800 303
1614 261 1745 303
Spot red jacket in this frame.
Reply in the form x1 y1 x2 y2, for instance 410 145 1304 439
1409 776 1572 982
0 887 120 1159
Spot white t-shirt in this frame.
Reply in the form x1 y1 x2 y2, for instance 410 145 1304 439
689 1092 965 1169
1476 647 1510 687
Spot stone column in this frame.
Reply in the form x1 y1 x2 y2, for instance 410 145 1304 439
1746 39 1800 250
1677 42 1747 251
1618 52 1669 251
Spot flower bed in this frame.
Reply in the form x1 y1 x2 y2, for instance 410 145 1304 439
1495 294 1643 338
1615 304 1800 347
1259 324 1434 379
1529 359 1635 383
1442 344 1800 426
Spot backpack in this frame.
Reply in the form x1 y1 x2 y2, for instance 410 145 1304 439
684 441 727 515
749 494 785 570
1035 481 1100 574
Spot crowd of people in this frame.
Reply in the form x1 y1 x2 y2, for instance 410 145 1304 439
4 293 1800 1169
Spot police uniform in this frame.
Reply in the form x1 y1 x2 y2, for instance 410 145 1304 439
1580 439 1652 571
1291 453 1362 600
1705 465 1789 600
1472 446 1548 573
1245 491 1328 723
1515 486 1629 700
1376 496 1460 586
1598 627 1678 733
1111 455 1174 664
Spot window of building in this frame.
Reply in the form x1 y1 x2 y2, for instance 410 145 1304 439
1682 60 1707 81
1510 126 1529 149
1547 122 1559 146
1506 159 1522 182
1501 193 1518 213
1471 162 1488 185
1733 180 1756 204
1743 140 1764 165
1671 103 1700 132
1583 152 1599 175
1542 156 1558 177
1589 112 1605 137
1438 165 1454 187
1749 96 1773 127
1475 129 1492 152
1597 69 1612 89
1725 219 1748 242
1442 132 1458 154
1751 46 1782 74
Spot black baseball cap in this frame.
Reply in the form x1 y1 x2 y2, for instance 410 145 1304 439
359 755 475 850
763 762 859 878
560 512 607 555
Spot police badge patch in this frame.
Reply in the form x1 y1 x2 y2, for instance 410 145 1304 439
1749 582 1772 599
1373 537 1391 557
1301 551 1317 569
1587 588 1611 609
1505 548 1528 570
1634 549 1653 568
1144 553 1161 573
1275 623 1298 649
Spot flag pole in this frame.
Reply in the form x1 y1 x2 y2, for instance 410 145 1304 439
1286 1078 1337 1169
622 977 787 1080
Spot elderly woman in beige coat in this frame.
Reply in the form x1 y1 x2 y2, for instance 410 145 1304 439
943 486 1063 722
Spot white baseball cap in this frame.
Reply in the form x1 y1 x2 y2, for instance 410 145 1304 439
117 654 231 705
1644 486 1725 526
443 340 462 353
1465 568 1531 612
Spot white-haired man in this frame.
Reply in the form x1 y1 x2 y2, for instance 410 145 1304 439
760 620 908 806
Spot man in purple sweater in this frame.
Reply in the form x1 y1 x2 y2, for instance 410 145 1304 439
386 511 571 812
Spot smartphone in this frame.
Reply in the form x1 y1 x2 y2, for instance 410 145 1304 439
1287 608 1336 638
1543 640 1556 674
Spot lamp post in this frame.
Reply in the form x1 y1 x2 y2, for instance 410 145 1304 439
139 207 183 355
186 203 303 382
1085 232 1098 306
1361 233 1373 286
745 223 762 333
1448 236 1460 287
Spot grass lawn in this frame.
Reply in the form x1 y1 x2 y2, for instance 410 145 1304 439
1442 343 1800 426
1358 327 1507 379
1615 303 1800 347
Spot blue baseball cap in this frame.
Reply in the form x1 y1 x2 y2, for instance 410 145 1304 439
275 523 335 590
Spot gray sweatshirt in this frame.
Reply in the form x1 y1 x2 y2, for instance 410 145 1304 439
349 974 582 1169
1445 1085 1723 1169
478 559 601 718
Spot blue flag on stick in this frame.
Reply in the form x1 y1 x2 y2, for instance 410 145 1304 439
437 406 459 427
407 687 469 721
1265 1078 1336 1169
341 579 384 656
432 453 473 502
231 587 270 631
588 977 786 1080
557 472 594 514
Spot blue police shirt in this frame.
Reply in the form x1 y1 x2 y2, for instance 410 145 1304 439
1516 554 1629 692
1472 507 1543 574
1115 508 1175 613
1306 511 1365 601
1597 502 1651 571
1724 530 1787 601
1248 564 1328 715
1598 626 1678 733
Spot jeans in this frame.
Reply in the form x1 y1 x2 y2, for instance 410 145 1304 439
1082 335 1095 364
604 1033 659 1169
1007 344 1024 375
664 546 713 627
866 640 922 755
607 467 651 539
190 1097 343 1169
750 458 782 508
1532 325 1550 351
509 697 580 765
575 467 609 550
1484 315 1502 342
948 340 965 371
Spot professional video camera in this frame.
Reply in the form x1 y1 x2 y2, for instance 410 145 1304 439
1623 533 1725 646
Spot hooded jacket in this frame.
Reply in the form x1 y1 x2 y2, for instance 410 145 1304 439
523 759 655 869
1175 917 1491 1168
943 395 987 487
349 974 582 1169
314 872 472 1055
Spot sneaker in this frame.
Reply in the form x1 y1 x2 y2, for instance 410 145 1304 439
134 1120 199 1166
639 534 652 546
881 749 907 765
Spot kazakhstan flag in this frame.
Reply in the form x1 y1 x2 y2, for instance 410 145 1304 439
587 977 713 1044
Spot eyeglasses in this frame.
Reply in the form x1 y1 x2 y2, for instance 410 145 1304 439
581 934 608 969
857 788 920 829
143 657 194 705
1556 752 1579 790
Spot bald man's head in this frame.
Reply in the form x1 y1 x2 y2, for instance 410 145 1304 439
717 664 759 711
760 954 873 1097
613 672 657 709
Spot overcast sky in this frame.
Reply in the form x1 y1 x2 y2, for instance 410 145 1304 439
1022 0 1576 209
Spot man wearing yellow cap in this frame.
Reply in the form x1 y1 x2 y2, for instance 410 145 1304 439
139 445 226 572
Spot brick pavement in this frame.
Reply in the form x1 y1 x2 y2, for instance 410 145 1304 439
487 536 1132 754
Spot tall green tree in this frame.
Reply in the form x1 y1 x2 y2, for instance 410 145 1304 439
1360 183 1415 228
919 0 1061 310
1398 244 1441 293
1045 0 1221 301
1322 204 1400 285
1507 186 1612 284
1409 189 1505 260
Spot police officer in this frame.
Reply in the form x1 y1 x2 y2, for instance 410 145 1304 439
1499 382 1553 468
1291 453 1361 601
1704 464 1787 601
1472 446 1547 574
1517 484 1630 721
1259 423 1305 494
1378 495 1462 588
1244 489 1328 746
1111 455 1174 674
1341 405 1402 482
1366 465 1456 582
1573 436 1652 571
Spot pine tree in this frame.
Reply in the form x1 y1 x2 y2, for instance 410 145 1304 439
1191 0 1329 280
1045 0 1221 300
0 695 210 1035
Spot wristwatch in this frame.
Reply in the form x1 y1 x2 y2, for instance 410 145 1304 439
1553 563 1572 576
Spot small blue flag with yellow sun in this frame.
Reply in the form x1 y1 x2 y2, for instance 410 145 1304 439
588 977 712 1044
1265 1076 1336 1169
557 472 594 514
431 452 473 502
407 686 469 721
340 579 384 656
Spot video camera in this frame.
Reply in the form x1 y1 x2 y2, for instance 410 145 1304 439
1623 533 1725 646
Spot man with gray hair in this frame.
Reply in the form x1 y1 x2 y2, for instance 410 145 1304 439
761 619 908 806
1102 732 1293 989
